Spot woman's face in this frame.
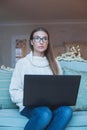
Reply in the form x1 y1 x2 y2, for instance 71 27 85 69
31 30 48 56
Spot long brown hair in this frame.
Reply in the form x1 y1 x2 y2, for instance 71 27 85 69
29 27 59 75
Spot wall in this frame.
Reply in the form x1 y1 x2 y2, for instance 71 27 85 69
0 21 87 67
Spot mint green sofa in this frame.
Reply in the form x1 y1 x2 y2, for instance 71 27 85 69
0 59 87 130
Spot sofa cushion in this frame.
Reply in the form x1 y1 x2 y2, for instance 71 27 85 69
0 109 28 127
65 127 87 130
0 68 17 109
59 60 87 72
63 67 87 111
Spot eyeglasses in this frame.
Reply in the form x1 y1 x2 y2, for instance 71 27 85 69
33 36 48 43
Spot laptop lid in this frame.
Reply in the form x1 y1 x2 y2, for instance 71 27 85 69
23 75 81 109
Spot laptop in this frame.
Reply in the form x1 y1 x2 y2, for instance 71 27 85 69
23 75 81 109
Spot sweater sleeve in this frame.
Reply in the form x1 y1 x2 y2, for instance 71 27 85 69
9 61 24 104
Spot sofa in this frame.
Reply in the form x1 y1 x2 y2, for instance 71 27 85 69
0 57 87 130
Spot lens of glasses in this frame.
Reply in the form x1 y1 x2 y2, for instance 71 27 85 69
33 36 48 43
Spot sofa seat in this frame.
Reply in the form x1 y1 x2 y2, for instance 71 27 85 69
0 109 87 130
0 109 28 130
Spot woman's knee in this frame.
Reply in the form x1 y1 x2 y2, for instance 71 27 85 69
24 107 52 130
59 106 73 119
38 107 52 123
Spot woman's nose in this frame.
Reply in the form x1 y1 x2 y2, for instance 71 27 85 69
40 39 44 44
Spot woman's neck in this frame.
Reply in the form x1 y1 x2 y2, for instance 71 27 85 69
32 51 45 57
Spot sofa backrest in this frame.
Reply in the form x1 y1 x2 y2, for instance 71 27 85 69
0 59 87 111
58 59 87 111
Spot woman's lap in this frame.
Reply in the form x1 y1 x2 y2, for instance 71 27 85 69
20 106 73 130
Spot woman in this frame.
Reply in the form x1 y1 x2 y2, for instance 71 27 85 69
9 27 72 130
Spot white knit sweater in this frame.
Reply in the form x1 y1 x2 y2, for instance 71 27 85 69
9 51 62 111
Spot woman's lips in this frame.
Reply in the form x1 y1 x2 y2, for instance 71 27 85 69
38 46 44 48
